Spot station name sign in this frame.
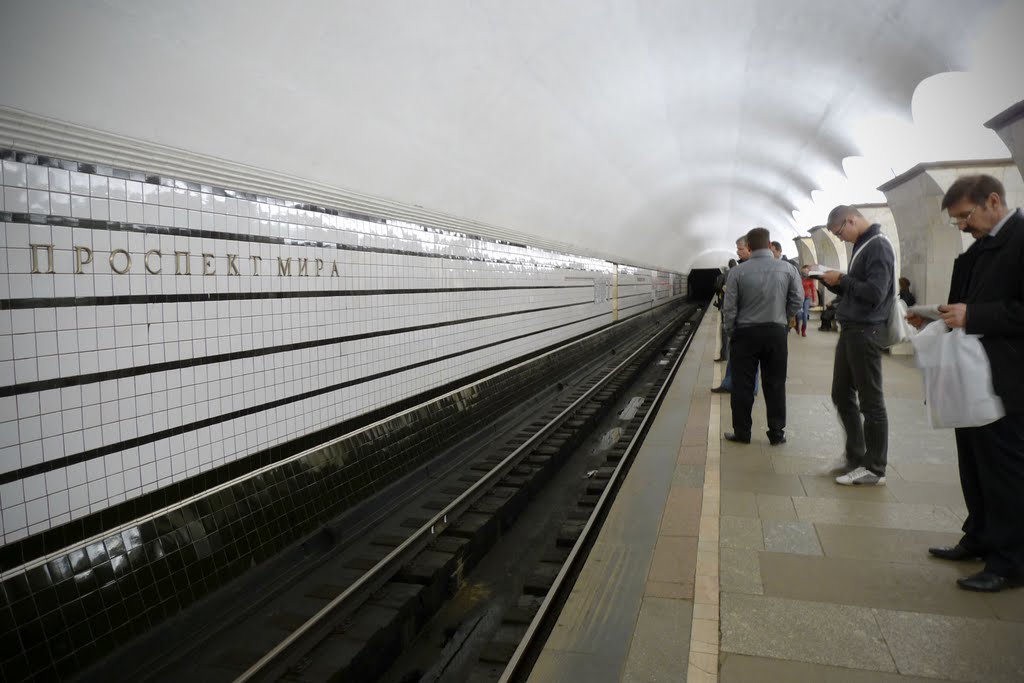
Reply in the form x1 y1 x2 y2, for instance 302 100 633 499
28 244 345 277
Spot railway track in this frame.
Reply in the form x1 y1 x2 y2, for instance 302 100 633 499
84 302 703 683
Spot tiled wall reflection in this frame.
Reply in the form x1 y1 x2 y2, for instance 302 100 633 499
0 302 680 680
0 149 683 549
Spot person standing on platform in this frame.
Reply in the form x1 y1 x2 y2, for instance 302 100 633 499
714 259 737 362
819 206 896 486
898 277 916 306
908 174 1024 593
721 227 801 445
712 236 754 393
771 240 800 332
798 264 818 336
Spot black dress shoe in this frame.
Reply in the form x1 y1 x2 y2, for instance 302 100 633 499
710 385 730 394
956 571 1020 593
767 433 786 446
724 432 750 444
928 545 983 562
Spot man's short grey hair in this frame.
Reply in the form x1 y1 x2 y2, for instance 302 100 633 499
735 235 749 247
826 205 863 229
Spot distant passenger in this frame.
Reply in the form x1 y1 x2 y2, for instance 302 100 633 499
898 276 916 306
798 265 818 337
714 259 738 362
907 174 1024 593
712 237 756 392
771 241 800 332
721 227 801 445
819 206 895 486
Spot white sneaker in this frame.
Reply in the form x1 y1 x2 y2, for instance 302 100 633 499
835 466 885 486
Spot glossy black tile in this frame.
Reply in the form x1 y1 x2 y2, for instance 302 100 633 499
103 534 125 559
0 296 681 681
67 549 90 574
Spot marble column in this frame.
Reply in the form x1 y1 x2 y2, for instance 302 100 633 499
878 161 1024 308
849 203 901 279
792 236 816 267
986 100 1024 179
808 224 846 307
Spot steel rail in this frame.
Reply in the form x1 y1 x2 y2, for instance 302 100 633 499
233 313 686 683
497 315 699 683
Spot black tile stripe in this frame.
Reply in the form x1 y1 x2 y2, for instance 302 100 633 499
0 212 604 272
0 299 596 399
0 308 612 486
0 295 684 573
0 284 590 310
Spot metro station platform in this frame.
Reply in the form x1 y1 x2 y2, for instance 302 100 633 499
529 310 1024 683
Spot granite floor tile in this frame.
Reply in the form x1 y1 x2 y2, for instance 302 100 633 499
885 479 965 508
889 462 961 485
874 608 1024 683
755 493 798 521
982 589 1024 623
770 454 844 476
720 515 763 550
671 463 705 488
647 535 698 590
720 653 961 683
719 547 763 595
721 490 758 517
722 470 807 496
659 486 702 537
683 423 709 446
758 552 996 619
814 523 966 565
800 474 898 502
678 445 710 464
620 597 693 683
720 593 896 672
762 520 822 555
792 497 963 532
720 455 775 473
645 580 692 600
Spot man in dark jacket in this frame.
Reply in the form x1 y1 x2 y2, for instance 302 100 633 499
820 206 896 486
909 174 1024 593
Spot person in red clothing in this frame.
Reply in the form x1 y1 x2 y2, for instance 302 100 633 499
798 265 818 336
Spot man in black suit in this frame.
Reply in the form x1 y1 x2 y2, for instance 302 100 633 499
909 174 1024 592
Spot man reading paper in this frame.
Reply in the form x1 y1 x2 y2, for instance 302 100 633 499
906 174 1024 593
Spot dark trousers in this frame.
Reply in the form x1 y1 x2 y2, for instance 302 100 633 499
730 325 788 441
831 324 887 474
954 415 1024 577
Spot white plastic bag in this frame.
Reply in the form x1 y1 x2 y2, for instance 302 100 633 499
910 320 1004 428
880 296 914 347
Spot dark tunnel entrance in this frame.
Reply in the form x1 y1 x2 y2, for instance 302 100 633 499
687 268 721 303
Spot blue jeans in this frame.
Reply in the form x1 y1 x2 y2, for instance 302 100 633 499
798 297 812 326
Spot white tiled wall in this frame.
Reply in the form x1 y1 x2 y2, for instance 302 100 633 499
0 154 683 544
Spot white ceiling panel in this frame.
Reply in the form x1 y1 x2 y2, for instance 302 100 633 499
0 0 1018 270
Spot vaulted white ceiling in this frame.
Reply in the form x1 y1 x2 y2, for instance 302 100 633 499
1 0 1022 271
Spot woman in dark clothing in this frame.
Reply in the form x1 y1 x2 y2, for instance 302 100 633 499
898 276 916 306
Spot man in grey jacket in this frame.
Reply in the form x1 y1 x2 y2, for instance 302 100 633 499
820 205 896 486
722 227 803 445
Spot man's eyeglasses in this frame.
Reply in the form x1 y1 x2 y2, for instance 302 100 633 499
948 206 977 227
828 218 846 235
